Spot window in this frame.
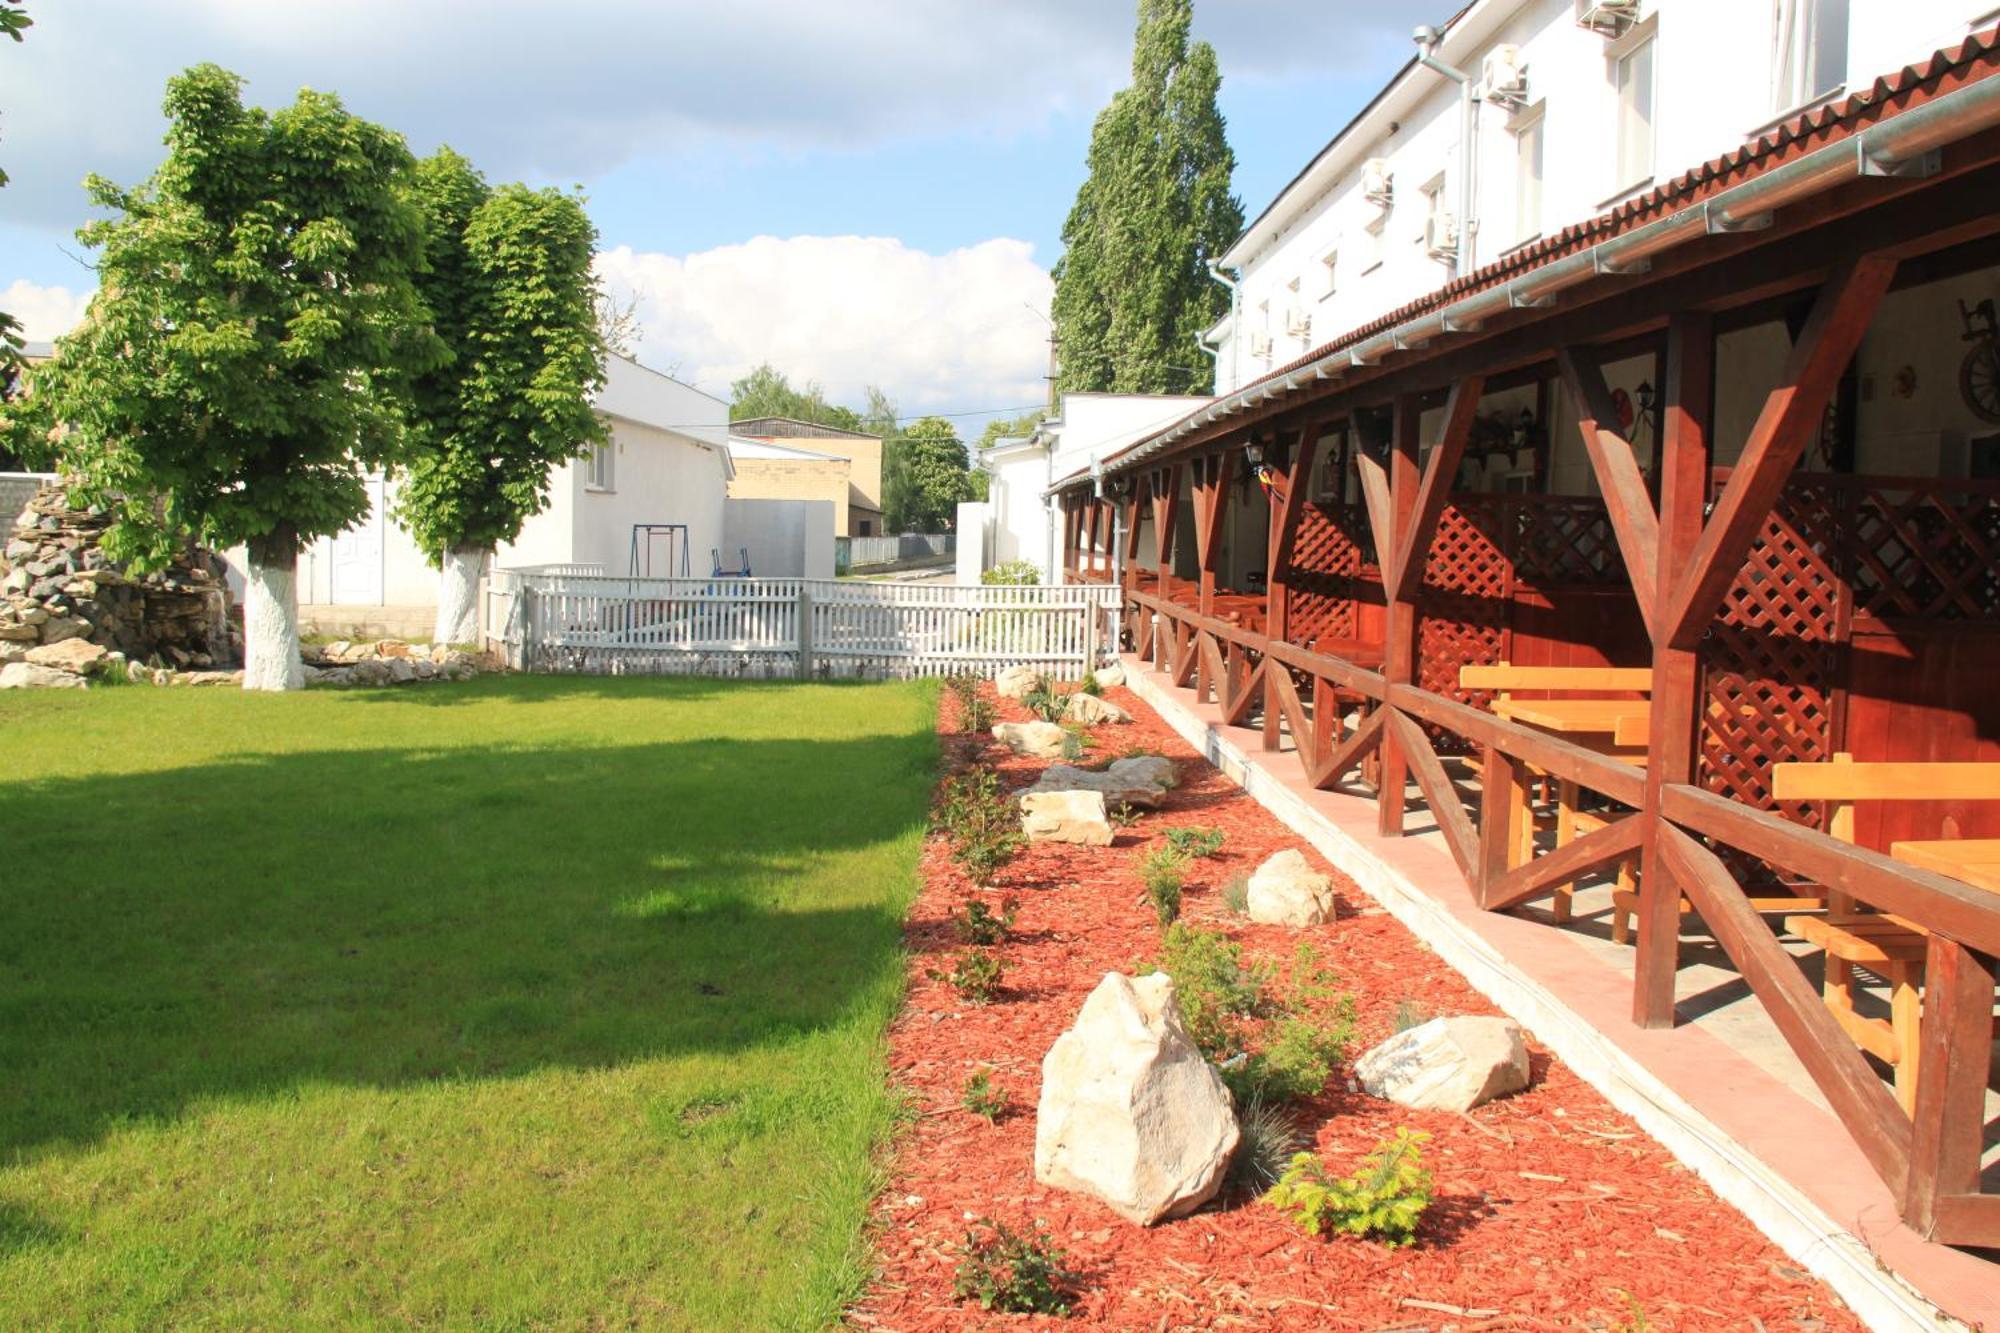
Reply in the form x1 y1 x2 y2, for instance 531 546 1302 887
1360 217 1385 274
1418 174 1447 246
858 518 873 537
1513 106 1545 244
587 439 615 491
1773 0 1848 112
1613 31 1656 190
1319 247 1338 300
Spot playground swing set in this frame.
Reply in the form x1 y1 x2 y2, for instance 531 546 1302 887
627 523 752 579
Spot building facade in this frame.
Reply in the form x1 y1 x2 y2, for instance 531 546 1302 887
728 416 885 536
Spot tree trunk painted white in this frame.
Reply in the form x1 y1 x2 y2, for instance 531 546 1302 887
434 546 484 646
243 555 305 692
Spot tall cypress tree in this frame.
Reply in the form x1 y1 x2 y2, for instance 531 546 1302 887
1051 0 1242 395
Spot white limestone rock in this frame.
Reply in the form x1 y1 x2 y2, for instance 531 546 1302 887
993 720 1067 758
1064 692 1132 725
0 662 86 689
1019 789 1114 846
1354 1015 1531 1113
1092 665 1126 690
24 638 108 674
995 664 1043 701
1035 972 1239 1226
1018 756 1177 810
1246 848 1336 927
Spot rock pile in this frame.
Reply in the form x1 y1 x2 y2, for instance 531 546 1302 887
1 480 235 673
303 639 481 687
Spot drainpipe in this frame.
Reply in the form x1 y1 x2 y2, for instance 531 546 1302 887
1205 260 1241 393
1414 24 1481 276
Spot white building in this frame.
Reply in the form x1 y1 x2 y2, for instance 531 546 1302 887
1210 0 1986 403
978 392 1210 583
281 354 733 637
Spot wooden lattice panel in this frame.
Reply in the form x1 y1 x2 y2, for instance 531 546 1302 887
1287 502 1368 646
1698 494 1843 827
1509 498 1625 589
1846 482 2000 622
1419 502 1510 751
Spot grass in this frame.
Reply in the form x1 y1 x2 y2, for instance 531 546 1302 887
0 674 940 1330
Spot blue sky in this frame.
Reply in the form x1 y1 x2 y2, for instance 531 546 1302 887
2 1 1438 423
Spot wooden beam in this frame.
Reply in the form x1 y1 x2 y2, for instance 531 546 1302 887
1658 826 1912 1195
1152 463 1182 599
1388 374 1486 603
1483 815 1644 912
1389 682 1648 807
1312 707 1385 790
1662 253 1897 648
1389 709 1479 880
1902 935 1998 1242
1265 427 1322 750
1354 449 1396 574
1477 745 1528 899
1633 309 1713 1027
1377 395 1422 837
1555 345 1661 633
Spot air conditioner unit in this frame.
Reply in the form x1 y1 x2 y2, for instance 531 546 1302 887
1361 158 1394 209
1482 44 1530 106
1249 330 1274 358
1575 0 1641 35
1283 305 1311 338
1425 211 1460 260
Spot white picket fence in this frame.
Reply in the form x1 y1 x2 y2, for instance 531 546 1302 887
482 570 1119 680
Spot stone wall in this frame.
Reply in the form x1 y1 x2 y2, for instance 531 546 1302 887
1 480 237 669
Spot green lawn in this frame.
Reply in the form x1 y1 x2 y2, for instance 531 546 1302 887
0 674 938 1330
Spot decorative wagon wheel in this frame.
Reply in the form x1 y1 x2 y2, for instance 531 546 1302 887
1957 296 2000 424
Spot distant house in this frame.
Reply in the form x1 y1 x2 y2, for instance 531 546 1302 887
281 354 733 637
727 416 885 536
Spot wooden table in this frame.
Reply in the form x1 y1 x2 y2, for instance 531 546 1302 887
1889 839 2000 896
1491 697 1651 739
1489 697 1653 913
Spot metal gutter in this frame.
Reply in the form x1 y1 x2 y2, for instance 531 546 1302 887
1096 69 2000 480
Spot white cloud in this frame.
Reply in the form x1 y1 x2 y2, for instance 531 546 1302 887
597 235 1053 418
1 280 89 341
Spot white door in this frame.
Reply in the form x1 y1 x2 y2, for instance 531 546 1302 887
330 477 385 605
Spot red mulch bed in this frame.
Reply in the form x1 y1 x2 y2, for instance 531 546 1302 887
851 679 1861 1332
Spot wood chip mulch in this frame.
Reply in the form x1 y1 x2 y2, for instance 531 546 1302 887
850 679 1862 1332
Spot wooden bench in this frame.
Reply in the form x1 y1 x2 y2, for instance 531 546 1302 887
1771 755 2000 1115
1461 664 1651 920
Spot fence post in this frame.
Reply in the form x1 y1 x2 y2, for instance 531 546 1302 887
1081 593 1099 677
796 586 814 680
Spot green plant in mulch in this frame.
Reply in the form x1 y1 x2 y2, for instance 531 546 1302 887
1163 825 1226 859
1392 999 1433 1033
1058 722 1092 761
960 1068 1011 1122
933 947 1004 1004
1077 673 1104 697
1226 1096 1305 1198
952 896 1017 946
1264 1128 1434 1246
952 1218 1079 1314
935 768 1024 884
1148 927 1353 1105
1023 677 1072 724
943 672 996 734
1139 846 1186 928
1219 871 1250 916
1107 800 1143 829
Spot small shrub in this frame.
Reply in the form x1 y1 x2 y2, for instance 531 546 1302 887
953 896 1018 946
1235 1008 1354 1104
1163 826 1226 859
944 673 996 734
1058 722 1091 761
1078 674 1104 697
936 769 1024 883
1107 800 1142 828
1227 1097 1305 1197
1220 872 1250 916
1264 1129 1434 1247
1392 999 1433 1033
1023 677 1071 724
937 948 1004 1004
961 1068 1010 1122
952 1218 1077 1315
1140 847 1186 928
981 559 1040 587
1151 923 1269 1062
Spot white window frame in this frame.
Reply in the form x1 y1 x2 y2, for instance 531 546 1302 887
1318 247 1339 302
1771 0 1849 116
1360 216 1386 275
586 439 616 493
1418 173 1448 247
1510 101 1546 248
1608 18 1658 198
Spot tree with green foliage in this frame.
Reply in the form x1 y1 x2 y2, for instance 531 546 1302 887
894 416 976 532
0 1 33 382
977 408 1047 452
396 148 607 644
728 362 863 432
7 64 443 690
1051 0 1242 395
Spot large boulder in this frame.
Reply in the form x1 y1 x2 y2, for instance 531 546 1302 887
24 638 109 675
1035 972 1239 1225
1246 848 1336 927
1064 692 1131 725
0 662 87 689
1018 756 1176 810
1020 789 1114 846
993 720 1067 759
995 664 1043 701
1354 1015 1531 1112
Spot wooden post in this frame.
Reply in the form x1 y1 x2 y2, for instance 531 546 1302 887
1153 463 1182 605
1264 425 1321 750
1902 935 1998 1240
796 585 814 681
1377 395 1422 837
1634 311 1713 1027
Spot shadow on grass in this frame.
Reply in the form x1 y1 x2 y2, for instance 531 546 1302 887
0 727 935 1158
318 672 936 709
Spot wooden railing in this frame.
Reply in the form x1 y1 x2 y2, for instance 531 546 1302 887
1126 586 1998 1248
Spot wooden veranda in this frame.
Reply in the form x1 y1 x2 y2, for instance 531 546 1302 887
1056 37 2000 1252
